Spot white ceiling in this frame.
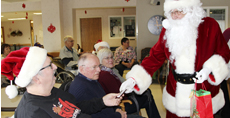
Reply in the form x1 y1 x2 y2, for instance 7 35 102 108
1 0 40 4
1 0 41 22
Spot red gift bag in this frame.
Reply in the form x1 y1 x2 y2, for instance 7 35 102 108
190 81 213 118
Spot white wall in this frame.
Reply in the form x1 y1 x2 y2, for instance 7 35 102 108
33 15 43 44
74 8 136 49
1 20 31 44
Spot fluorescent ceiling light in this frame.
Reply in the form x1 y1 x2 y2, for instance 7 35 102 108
33 13 42 15
8 18 26 20
1 16 4 17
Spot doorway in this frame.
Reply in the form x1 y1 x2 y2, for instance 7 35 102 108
80 18 102 52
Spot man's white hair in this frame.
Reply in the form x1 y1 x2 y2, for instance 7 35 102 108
64 35 73 42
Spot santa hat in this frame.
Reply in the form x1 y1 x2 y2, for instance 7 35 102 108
94 41 110 52
164 0 202 13
1 47 47 99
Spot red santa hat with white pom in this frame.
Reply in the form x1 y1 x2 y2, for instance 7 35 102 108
1 46 47 99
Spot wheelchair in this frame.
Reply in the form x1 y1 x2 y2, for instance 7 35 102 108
51 57 76 84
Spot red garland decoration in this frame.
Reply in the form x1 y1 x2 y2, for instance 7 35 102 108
12 21 14 24
123 8 125 12
47 24 56 33
25 16 28 19
22 3 26 8
125 0 130 2
26 12 28 16
85 10 87 14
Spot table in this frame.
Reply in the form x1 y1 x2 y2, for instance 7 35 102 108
1 83 62 111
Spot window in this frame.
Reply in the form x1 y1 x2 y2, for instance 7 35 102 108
109 16 136 39
203 6 228 32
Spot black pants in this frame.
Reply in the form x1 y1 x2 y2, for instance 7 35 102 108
217 80 230 118
124 89 161 118
115 61 139 76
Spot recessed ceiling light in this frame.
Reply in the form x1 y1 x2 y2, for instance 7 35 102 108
8 18 26 20
33 13 42 15
31 21 34 23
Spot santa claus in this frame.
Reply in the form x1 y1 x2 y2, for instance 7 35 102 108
119 0 230 117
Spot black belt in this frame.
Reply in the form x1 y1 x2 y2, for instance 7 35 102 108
171 66 196 84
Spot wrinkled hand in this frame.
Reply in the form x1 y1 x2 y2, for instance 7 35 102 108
116 108 127 118
103 93 122 106
119 78 137 94
193 68 211 83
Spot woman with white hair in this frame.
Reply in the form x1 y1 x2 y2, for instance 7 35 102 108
97 48 161 118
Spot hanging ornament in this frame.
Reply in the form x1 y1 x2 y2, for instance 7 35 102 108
47 24 56 33
12 21 14 24
25 16 28 19
26 12 28 16
85 10 87 14
123 8 125 12
22 3 26 8
125 0 130 2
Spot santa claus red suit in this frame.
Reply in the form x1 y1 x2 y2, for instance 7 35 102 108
140 0 230 117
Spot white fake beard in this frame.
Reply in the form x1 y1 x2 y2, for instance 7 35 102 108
164 13 200 62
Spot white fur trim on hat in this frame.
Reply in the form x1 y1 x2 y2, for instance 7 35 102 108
203 54 229 85
15 47 47 87
126 64 152 94
94 41 110 52
164 0 201 13
5 84 18 99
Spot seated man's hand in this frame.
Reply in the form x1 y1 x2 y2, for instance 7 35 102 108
126 63 132 68
122 62 130 68
115 108 127 118
102 93 122 106
119 78 137 94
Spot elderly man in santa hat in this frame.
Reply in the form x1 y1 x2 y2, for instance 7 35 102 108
119 0 230 117
1 47 123 118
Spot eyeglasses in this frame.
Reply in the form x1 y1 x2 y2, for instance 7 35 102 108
170 10 184 15
104 56 113 60
40 62 52 71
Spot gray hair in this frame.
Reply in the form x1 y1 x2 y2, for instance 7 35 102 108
64 35 73 42
97 48 113 64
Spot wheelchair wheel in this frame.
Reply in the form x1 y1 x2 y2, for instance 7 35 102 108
55 71 75 83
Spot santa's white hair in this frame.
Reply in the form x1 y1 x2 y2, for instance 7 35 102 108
163 5 206 62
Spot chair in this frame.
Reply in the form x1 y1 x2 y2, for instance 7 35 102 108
59 79 72 92
56 71 75 83
51 56 75 83
140 47 152 63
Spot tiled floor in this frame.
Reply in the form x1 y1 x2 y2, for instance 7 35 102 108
1 84 166 118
